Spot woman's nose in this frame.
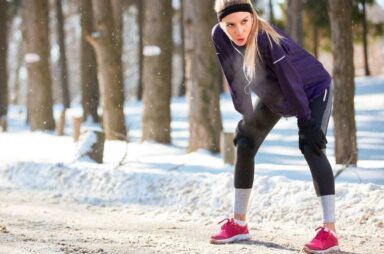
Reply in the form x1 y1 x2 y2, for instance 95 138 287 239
235 26 243 36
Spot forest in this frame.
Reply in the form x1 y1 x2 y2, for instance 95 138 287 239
0 1 383 253
0 0 383 164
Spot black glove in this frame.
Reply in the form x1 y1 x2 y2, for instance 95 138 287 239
298 118 327 155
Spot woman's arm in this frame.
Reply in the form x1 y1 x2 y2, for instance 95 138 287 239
211 25 253 119
260 33 311 124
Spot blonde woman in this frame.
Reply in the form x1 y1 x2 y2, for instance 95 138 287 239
210 0 339 253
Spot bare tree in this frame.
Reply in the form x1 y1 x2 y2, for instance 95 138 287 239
269 0 275 24
183 0 223 152
89 0 127 140
286 0 303 46
55 0 70 109
21 0 55 131
0 0 8 127
328 0 357 165
136 0 144 100
79 0 99 123
141 0 173 143
361 0 371 76
177 0 186 97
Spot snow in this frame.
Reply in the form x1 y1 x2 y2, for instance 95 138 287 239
24 53 41 63
143 45 162 56
0 77 383 241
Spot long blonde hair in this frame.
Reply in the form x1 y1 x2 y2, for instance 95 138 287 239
214 0 283 80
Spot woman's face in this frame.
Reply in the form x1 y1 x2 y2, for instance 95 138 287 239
221 11 253 47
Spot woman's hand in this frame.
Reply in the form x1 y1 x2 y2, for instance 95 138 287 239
298 118 327 155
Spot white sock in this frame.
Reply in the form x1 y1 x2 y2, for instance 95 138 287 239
234 188 252 216
320 195 336 224
234 218 247 226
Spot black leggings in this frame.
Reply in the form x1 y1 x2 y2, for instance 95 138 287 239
234 87 335 196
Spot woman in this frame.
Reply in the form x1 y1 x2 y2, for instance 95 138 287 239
210 0 339 253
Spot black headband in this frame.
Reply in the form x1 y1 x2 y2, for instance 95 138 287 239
217 3 254 21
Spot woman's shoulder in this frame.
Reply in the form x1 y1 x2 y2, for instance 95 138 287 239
211 24 227 42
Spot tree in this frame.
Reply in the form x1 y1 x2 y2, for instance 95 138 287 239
79 0 99 123
55 0 70 109
0 0 8 127
88 0 127 140
141 0 172 143
21 0 55 131
136 0 144 100
286 0 303 46
183 0 223 152
177 0 186 97
111 0 123 63
352 0 375 76
303 0 330 58
269 0 275 24
328 0 358 165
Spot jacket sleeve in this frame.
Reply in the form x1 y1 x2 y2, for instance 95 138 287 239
260 34 311 124
211 25 253 119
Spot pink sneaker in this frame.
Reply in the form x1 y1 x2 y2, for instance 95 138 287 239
210 218 251 244
303 227 340 253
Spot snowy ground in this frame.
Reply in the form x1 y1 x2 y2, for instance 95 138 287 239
0 77 383 253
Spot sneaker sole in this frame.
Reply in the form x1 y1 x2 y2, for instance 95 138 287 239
303 246 340 254
210 233 251 244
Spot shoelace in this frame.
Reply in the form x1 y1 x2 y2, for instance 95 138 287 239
217 218 233 229
314 227 330 242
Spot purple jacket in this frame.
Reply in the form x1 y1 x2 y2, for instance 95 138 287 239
211 24 331 124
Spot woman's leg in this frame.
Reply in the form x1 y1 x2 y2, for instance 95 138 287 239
301 85 336 232
233 100 280 222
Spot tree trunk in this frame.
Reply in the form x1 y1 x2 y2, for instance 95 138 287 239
111 0 123 63
313 21 318 59
362 0 371 76
269 0 275 24
90 0 127 140
328 0 357 165
141 0 172 143
80 0 99 123
136 0 144 101
12 34 24 105
0 0 8 122
184 0 223 153
178 0 186 97
21 0 55 131
286 0 303 46
55 0 70 109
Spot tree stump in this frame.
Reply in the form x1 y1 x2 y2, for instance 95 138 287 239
72 116 82 142
55 109 66 136
220 131 235 165
0 117 7 132
75 128 105 163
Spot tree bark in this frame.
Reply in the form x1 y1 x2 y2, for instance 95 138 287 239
55 0 70 109
184 0 223 153
362 0 371 76
269 0 275 24
111 0 123 63
312 22 318 59
286 0 303 46
21 0 55 131
90 0 127 140
178 0 186 97
141 0 172 143
0 0 8 121
328 0 357 165
80 0 99 123
136 0 144 101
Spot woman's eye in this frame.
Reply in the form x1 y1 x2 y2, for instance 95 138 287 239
242 20 248 24
227 24 233 28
